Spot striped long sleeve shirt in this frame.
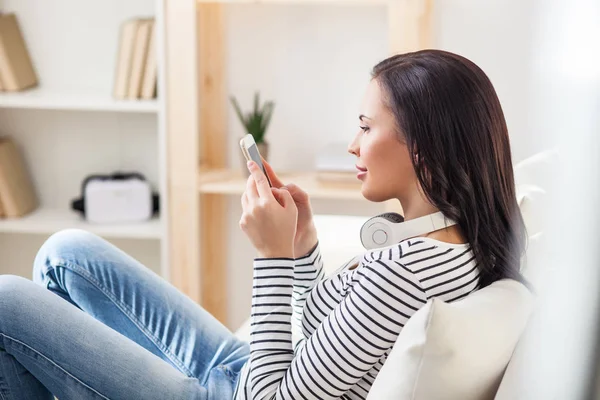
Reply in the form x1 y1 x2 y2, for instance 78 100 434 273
234 237 480 399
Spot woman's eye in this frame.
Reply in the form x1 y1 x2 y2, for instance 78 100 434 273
360 126 370 133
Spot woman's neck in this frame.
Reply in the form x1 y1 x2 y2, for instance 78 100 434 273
398 190 438 222
398 189 467 244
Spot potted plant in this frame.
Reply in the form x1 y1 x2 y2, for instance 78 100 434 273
231 91 275 172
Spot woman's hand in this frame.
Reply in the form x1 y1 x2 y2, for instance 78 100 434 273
263 159 318 258
240 161 297 259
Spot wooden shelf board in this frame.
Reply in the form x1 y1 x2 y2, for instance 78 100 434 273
198 0 388 3
0 208 163 239
0 89 158 113
199 168 364 200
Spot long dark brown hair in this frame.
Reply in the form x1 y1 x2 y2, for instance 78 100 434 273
372 50 526 288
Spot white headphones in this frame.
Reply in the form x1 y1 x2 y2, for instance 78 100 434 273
360 211 457 250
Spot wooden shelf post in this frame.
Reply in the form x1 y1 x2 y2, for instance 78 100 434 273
165 0 228 324
388 0 434 55
165 0 202 304
197 3 228 324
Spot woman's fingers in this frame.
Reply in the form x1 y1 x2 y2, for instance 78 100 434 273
246 174 258 201
285 183 310 204
262 158 284 188
272 188 294 208
248 161 271 199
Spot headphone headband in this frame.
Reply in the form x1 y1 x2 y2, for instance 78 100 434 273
360 211 457 250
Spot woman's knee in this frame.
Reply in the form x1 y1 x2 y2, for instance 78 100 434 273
32 229 107 285
0 275 37 325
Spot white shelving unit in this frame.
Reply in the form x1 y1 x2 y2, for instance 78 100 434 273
0 89 159 113
0 208 162 239
0 0 168 277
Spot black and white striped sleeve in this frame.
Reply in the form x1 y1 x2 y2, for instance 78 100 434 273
249 257 428 399
292 243 324 333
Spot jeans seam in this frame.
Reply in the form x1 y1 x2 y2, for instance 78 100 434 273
48 258 195 379
0 334 109 399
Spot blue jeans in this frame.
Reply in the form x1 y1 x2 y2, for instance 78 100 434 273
0 229 250 399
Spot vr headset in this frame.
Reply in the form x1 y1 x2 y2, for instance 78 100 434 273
71 172 159 224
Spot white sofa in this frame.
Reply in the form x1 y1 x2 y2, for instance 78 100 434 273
235 150 555 399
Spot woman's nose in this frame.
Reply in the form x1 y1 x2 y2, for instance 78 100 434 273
348 133 360 156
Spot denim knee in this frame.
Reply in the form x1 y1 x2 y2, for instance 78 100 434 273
0 275 35 332
32 229 101 286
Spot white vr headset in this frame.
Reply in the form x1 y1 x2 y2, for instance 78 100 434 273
360 211 457 250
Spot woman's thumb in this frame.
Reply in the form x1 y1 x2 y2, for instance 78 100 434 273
276 187 293 207
284 183 306 201
271 187 289 207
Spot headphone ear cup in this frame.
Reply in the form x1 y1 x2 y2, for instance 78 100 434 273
360 213 403 250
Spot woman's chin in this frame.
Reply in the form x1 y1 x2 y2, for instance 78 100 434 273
360 185 381 202
361 183 394 203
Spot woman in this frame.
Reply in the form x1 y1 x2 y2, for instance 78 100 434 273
0 50 525 399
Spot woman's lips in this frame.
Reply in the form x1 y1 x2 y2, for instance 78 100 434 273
356 165 367 180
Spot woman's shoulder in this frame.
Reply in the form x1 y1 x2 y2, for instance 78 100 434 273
359 237 474 277
360 237 473 272
351 238 476 297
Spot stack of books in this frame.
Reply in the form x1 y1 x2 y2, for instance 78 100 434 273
0 137 38 218
0 13 38 92
113 18 157 100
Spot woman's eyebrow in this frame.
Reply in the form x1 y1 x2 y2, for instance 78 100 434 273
359 114 372 121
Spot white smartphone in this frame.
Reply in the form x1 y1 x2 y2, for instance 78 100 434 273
239 134 272 187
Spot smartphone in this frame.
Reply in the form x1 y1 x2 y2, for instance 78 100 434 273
239 134 272 187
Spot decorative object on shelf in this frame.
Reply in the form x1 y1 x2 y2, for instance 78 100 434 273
0 137 38 218
315 142 357 183
0 13 38 92
113 18 157 100
70 172 159 224
231 91 274 174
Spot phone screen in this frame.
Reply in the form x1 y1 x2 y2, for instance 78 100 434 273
247 144 272 187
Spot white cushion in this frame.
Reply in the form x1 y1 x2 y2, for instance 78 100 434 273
493 311 535 400
366 279 534 400
514 149 559 191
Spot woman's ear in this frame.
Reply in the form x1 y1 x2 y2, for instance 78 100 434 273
413 152 420 165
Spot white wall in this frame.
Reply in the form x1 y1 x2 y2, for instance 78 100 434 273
223 1 540 329
435 0 538 162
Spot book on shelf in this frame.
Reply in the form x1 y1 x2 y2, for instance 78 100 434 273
127 19 153 99
114 18 157 100
113 18 142 99
0 13 38 92
0 137 38 218
140 21 157 100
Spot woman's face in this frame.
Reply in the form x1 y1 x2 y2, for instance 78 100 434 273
348 79 417 203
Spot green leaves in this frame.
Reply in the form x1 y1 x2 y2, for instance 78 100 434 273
230 91 275 144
